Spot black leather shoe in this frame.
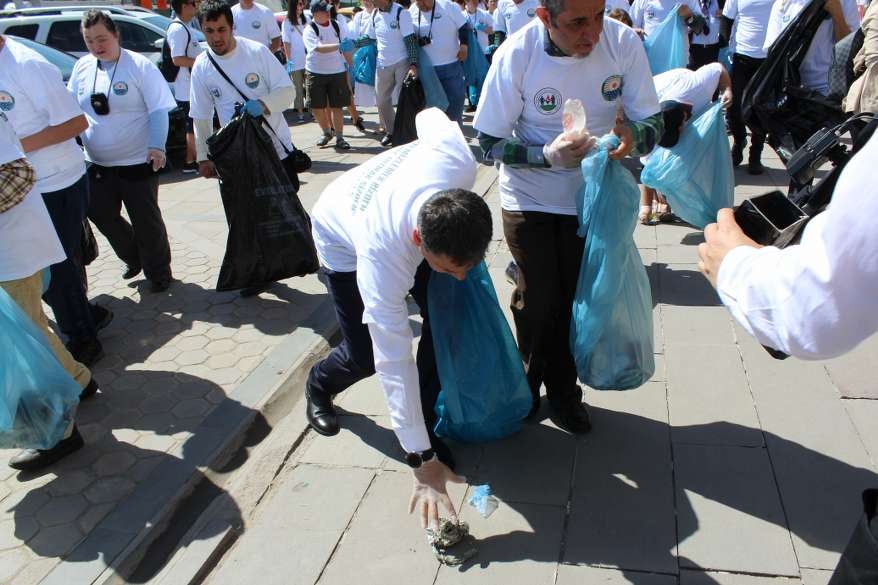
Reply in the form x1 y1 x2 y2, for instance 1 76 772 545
80 377 99 400
122 264 142 279
747 158 765 175
380 134 393 147
553 402 592 435
90 303 113 331
9 426 84 471
306 387 339 436
150 278 171 293
65 337 103 367
731 141 745 167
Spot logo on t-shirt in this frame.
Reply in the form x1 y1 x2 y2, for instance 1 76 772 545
390 19 399 28
526 7 536 16
245 73 261 89
534 88 560 114
0 91 14 112
210 86 222 98
253 20 262 28
601 75 624 101
113 82 129 96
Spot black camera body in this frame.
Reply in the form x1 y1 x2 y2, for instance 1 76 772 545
418 35 431 47
90 92 110 116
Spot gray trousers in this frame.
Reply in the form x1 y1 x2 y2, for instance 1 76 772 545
375 58 409 135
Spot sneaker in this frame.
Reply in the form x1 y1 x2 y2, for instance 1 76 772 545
65 337 103 367
732 141 745 167
504 261 520 286
8 426 85 471
354 118 366 133
182 161 198 174
380 134 393 147
90 303 113 331
335 137 351 150
316 133 333 147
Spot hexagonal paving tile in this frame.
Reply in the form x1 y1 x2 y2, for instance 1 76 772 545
172 399 210 419
175 349 209 366
92 451 137 477
112 373 148 392
35 495 88 527
206 354 239 369
77 502 115 533
47 470 95 497
0 517 37 550
205 339 236 355
2 488 50 516
9 555 57 585
139 394 175 415
234 342 269 358
84 477 135 504
149 346 182 363
232 328 263 343
26 522 84 557
176 335 210 351
134 433 176 453
204 326 237 341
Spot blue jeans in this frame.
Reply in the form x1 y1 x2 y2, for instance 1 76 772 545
41 174 97 342
434 61 465 124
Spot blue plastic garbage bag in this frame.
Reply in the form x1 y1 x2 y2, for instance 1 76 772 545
718 46 733 74
353 43 377 86
418 49 450 112
0 286 80 450
570 134 655 390
641 103 734 229
644 5 688 75
430 262 532 442
462 29 489 88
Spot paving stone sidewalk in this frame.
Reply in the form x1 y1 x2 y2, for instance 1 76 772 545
204 148 878 585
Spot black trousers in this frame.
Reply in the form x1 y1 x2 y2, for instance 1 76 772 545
503 209 584 411
307 261 444 443
829 489 878 585
689 43 720 69
41 175 98 342
729 53 766 150
87 163 172 282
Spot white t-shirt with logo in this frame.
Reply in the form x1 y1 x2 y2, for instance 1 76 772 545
232 2 282 47
722 0 774 58
167 19 204 102
368 3 415 67
0 112 66 282
0 37 85 194
493 0 539 36
189 37 294 159
310 108 477 454
410 0 468 66
281 18 308 72
762 0 859 94
631 0 699 38
465 7 493 50
474 18 660 215
691 0 721 44
68 50 176 167
653 63 722 114
303 19 350 74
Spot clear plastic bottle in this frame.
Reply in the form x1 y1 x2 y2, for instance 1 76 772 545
562 98 587 136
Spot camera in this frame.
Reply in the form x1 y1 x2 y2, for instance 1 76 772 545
90 92 110 116
418 35 431 47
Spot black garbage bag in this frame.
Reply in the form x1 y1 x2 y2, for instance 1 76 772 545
207 111 319 292
742 0 845 160
392 76 426 147
827 489 878 585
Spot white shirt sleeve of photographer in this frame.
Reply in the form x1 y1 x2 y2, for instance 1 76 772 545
716 133 878 360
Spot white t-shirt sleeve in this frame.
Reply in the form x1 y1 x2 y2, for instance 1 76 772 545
263 42 294 92
33 59 83 127
722 0 739 20
138 57 178 113
493 2 507 32
188 59 213 120
398 7 415 36
264 7 282 39
630 0 646 29
472 41 525 137
167 22 191 58
449 1 468 28
619 27 661 121
717 133 878 360
303 24 320 51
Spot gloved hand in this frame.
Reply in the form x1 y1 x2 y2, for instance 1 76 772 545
485 43 499 57
244 99 264 117
475 22 487 31
339 38 355 52
285 60 294 74
542 130 596 168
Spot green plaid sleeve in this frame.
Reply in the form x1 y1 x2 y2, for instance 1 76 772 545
478 132 549 168
627 112 664 157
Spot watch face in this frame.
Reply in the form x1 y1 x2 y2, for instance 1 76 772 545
405 452 422 468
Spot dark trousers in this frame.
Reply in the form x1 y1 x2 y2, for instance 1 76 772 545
729 53 766 151
87 163 171 282
503 210 584 411
307 261 443 441
689 43 720 69
41 175 97 342
829 489 878 585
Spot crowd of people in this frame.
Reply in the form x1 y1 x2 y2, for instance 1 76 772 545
1 0 877 575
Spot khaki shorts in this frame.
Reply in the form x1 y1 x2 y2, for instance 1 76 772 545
305 71 351 109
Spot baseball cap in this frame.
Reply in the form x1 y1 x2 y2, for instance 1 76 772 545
310 0 329 12
657 100 693 148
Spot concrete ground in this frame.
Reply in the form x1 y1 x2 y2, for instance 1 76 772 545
0 107 875 585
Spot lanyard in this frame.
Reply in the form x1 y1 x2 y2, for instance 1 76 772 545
417 1 436 40
92 52 121 96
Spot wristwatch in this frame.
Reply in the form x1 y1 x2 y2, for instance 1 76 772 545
404 448 436 468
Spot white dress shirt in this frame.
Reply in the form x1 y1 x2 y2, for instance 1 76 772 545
717 132 878 359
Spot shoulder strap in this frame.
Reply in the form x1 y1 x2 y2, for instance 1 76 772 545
310 19 341 39
170 20 192 56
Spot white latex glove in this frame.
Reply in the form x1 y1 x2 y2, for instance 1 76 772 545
147 148 166 172
542 130 596 169
409 459 467 530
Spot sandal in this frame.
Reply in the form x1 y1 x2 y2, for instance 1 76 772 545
335 138 351 150
654 202 675 223
639 205 652 225
316 133 332 147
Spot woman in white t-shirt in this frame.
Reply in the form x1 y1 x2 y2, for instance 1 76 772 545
68 11 177 293
283 0 310 121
